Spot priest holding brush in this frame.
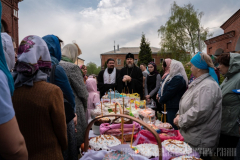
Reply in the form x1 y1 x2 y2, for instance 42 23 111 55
119 53 143 98
97 58 121 98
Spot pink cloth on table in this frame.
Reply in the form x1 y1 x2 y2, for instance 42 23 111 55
100 122 141 135
86 78 100 122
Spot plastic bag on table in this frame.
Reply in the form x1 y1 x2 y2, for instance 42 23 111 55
139 108 155 120
133 130 184 145
100 121 141 136
159 130 184 141
133 130 158 145
146 99 156 109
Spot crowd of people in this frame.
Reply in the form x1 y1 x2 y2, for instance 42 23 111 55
1 4 240 160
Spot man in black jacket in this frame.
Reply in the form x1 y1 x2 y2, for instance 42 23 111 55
119 53 143 98
97 58 121 98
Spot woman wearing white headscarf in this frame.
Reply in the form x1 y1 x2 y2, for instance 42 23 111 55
1 32 15 71
60 43 88 150
158 59 188 129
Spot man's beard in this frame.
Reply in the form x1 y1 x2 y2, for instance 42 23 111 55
127 63 134 68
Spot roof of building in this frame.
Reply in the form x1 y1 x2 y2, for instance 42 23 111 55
221 9 240 30
101 47 161 55
204 30 235 45
77 56 85 61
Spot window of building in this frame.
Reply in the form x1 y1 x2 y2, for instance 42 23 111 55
13 9 18 17
1 21 5 32
134 59 138 64
117 59 121 65
160 58 164 63
209 47 212 54
227 42 231 49
152 58 155 62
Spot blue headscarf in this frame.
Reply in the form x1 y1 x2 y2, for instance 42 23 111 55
190 52 219 84
0 3 14 96
42 35 61 65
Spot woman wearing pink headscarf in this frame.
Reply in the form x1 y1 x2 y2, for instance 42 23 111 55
86 78 100 123
157 58 171 98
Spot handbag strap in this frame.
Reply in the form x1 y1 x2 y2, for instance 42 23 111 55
50 64 57 84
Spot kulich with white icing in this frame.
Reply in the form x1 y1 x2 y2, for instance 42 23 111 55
136 143 159 158
89 135 121 151
162 139 192 155
172 156 202 160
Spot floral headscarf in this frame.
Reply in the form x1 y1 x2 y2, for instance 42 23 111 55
12 35 51 88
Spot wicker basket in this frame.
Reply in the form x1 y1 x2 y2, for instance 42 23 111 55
84 114 163 160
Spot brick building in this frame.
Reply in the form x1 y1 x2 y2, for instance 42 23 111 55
1 0 23 48
100 46 165 70
205 9 240 56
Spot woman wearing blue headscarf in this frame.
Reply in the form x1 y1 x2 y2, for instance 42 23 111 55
0 3 28 159
174 52 222 159
43 35 78 160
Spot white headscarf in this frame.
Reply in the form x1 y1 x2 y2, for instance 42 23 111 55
1 33 15 71
61 44 79 63
161 59 188 96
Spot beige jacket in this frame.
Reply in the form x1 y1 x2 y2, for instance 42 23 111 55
178 73 222 151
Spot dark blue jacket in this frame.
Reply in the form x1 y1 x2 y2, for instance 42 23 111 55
43 35 76 112
48 64 76 112
158 75 186 109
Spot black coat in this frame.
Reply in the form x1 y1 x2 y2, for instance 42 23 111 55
97 68 121 98
119 65 143 99
159 75 187 109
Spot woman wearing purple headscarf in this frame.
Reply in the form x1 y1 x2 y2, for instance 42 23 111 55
144 62 161 116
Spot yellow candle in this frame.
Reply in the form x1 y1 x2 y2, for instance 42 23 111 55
121 117 124 144
130 124 135 148
144 100 146 110
123 98 124 114
101 102 103 116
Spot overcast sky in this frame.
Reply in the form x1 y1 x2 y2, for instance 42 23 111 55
18 0 240 66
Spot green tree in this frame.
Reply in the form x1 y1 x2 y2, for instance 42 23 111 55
137 33 153 66
86 62 101 75
158 1 213 61
104 61 107 69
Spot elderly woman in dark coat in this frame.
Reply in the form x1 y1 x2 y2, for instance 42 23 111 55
60 43 88 150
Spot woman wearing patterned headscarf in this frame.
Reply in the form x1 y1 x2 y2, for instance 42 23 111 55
60 43 88 150
144 62 161 116
12 35 67 160
0 3 28 158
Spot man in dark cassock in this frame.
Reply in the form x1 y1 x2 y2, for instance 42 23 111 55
97 58 121 98
119 53 143 99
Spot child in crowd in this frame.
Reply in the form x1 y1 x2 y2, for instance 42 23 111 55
86 78 100 123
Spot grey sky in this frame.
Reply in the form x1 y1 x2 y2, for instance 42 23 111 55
18 0 240 66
